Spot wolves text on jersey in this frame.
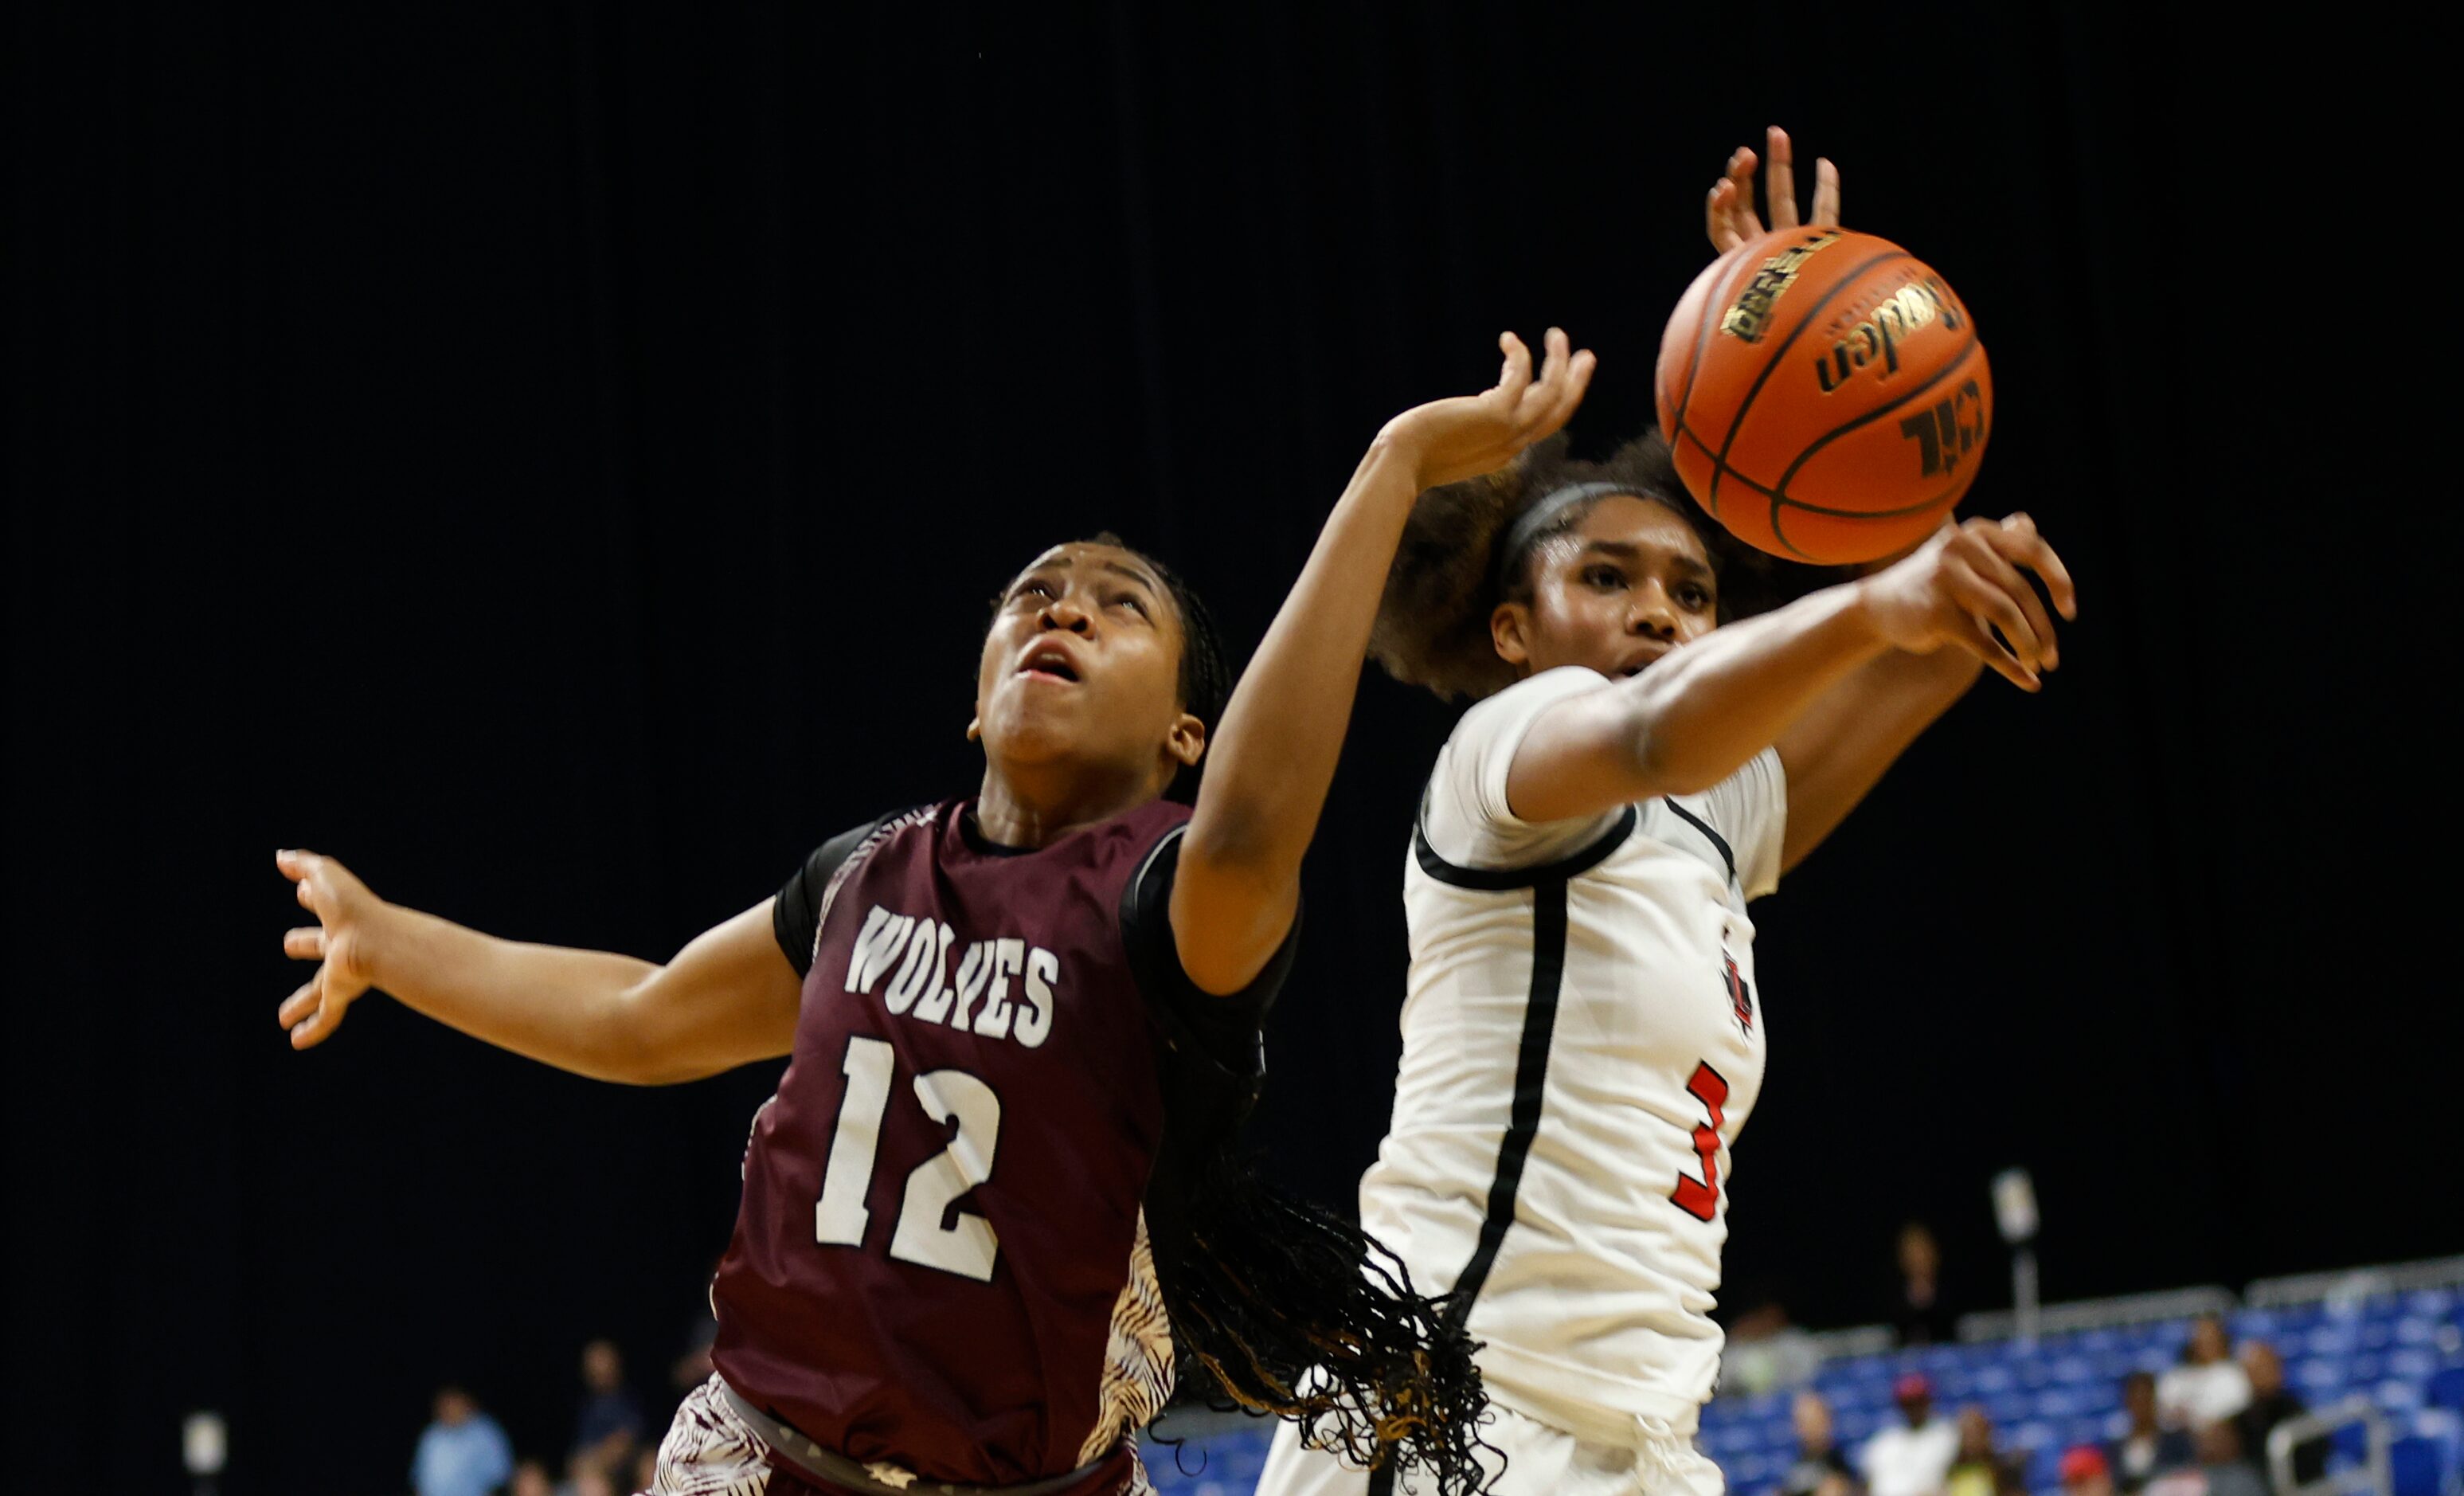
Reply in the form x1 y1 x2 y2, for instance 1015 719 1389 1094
842 903 1061 1048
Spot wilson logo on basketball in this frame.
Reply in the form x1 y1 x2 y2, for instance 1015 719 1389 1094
1718 229 1844 343
1813 276 1964 393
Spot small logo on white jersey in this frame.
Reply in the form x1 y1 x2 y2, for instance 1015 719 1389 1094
1722 953 1755 1039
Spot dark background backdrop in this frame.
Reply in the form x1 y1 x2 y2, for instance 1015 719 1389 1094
6 3 2446 1492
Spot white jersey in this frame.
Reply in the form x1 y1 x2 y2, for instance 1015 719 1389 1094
1359 666 1785 1444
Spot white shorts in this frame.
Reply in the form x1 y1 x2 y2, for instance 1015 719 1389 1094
1253 1397 1725 1496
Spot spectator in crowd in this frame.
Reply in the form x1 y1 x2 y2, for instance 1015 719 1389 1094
509 1461 553 1496
2110 1370 2198 1492
2061 1447 2117 1496
2159 1316 2252 1432
569 1338 645 1480
555 1463 616 1496
1723 1299 1825 1398
2194 1420 2267 1496
1783 1391 1861 1496
1893 1224 1958 1346
410 1386 514 1496
1946 1406 2025 1496
1863 1373 1961 1496
2233 1339 2325 1486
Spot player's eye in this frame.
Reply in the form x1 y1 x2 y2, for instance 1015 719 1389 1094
1677 584 1713 611
1012 578 1057 605
1109 591 1151 619
1582 565 1627 591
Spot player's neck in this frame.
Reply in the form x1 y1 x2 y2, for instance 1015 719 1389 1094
974 759 1162 849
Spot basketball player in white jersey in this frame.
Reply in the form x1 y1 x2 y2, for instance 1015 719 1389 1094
1253 129 2078 1496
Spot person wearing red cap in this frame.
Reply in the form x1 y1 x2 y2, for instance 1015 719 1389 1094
2061 1446 2115 1496
1861 1375 1960 1496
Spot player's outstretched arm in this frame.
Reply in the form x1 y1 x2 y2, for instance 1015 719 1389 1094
1694 130 2036 871
1504 515 2076 826
1171 329 1594 995
276 849 802 1083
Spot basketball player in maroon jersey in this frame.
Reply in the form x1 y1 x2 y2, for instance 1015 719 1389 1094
275 329 1598 1496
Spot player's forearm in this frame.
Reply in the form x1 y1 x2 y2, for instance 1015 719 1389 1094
1183 436 1419 882
362 902 664 1082
1622 578 1895 794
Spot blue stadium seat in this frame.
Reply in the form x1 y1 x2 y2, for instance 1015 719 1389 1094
2388 1434 2450 1496
2380 1380 2429 1415
2432 1366 2464 1416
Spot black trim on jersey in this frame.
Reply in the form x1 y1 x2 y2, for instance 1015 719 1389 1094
772 813 901 977
1439 890 1575 1355
1659 796 1738 887
1119 824 1293 1111
1410 804 1637 891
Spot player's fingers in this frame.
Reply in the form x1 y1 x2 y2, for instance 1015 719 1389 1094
1945 555 2045 676
291 991 346 1049
276 847 313 883
278 977 321 1031
1811 157 1842 226
1959 535 2059 670
1993 513 2079 621
1707 180 1738 253
1523 327 1570 414
1558 348 1598 420
1494 331 1532 403
1954 613 2038 691
284 926 327 961
1765 126 1799 229
1531 348 1596 442
1727 149 1766 241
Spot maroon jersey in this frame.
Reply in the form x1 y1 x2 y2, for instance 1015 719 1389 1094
711 797 1281 1486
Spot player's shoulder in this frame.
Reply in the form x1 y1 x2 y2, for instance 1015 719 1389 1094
1447 665 1611 747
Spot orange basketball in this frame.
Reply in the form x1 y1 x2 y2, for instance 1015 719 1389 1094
1655 226 1992 566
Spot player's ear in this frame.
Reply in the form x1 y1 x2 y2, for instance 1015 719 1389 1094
1491 601 1534 668
966 715 983 742
1165 711 1205 769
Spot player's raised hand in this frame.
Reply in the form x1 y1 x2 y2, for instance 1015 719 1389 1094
276 848 384 1049
1856 514 2079 691
1707 125 1842 255
1380 327 1596 491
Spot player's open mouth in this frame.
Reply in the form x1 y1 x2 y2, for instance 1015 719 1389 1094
1618 648 1669 678
1017 644 1081 683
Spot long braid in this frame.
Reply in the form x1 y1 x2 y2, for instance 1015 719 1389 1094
1090 534 1500 1493
1147 1149 1496 1494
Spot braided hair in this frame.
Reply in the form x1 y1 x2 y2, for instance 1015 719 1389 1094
1369 430 1799 701
996 535 1498 1493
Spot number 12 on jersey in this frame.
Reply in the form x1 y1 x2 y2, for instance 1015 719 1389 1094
815 1036 1004 1281
1670 1060 1730 1223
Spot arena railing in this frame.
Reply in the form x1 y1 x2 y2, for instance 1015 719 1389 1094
1956 1284 2239 1343
2268 1395 2393 1496
2245 1256 2464 1310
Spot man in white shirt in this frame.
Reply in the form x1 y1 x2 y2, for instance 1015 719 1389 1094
1862 1374 1961 1496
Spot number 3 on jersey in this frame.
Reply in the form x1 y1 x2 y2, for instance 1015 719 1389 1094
814 1036 1003 1281
1670 1060 1730 1223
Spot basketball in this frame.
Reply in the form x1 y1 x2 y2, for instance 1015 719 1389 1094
1656 226 1992 566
